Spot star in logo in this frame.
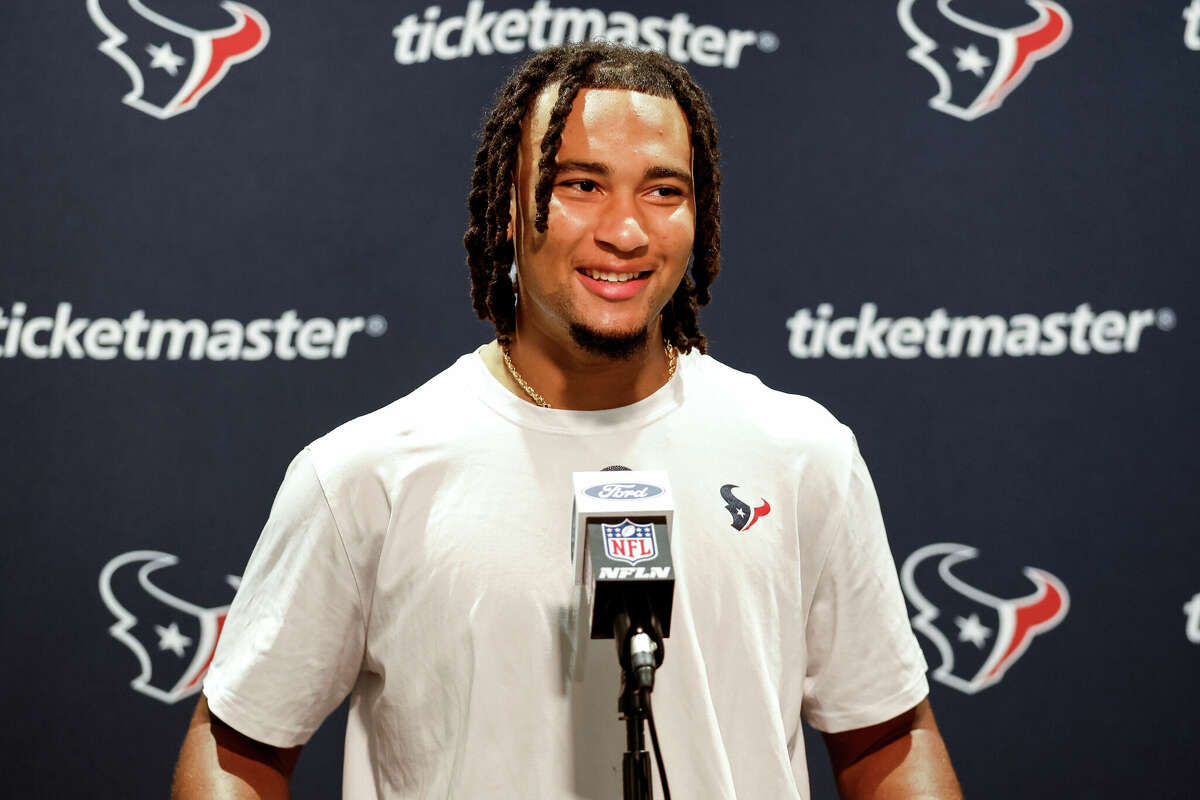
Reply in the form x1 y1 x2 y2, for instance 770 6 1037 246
954 613 993 649
953 44 991 78
145 41 186 76
154 621 193 657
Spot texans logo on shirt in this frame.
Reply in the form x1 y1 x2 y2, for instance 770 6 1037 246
897 0 1072 120
720 484 771 532
900 542 1069 694
87 0 269 119
99 550 239 704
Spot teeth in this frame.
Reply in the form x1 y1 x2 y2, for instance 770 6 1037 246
586 269 641 282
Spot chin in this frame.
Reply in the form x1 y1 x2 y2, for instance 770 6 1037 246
568 322 651 360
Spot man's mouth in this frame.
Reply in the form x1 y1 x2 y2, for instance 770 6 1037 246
579 268 650 283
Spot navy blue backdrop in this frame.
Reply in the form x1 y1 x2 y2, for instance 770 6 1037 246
2 1 1197 797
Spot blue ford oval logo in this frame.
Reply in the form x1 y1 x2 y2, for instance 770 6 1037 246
584 482 663 500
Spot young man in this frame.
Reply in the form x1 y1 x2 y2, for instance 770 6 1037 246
174 43 962 799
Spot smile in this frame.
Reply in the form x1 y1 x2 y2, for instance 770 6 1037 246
576 267 652 301
580 269 649 283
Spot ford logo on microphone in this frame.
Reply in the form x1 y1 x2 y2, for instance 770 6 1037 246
584 482 664 500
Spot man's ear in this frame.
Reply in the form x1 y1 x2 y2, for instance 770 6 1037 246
507 185 516 240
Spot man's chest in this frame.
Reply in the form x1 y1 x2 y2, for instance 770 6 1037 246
364 444 813 648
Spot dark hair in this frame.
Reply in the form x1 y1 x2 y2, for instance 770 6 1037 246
463 41 721 353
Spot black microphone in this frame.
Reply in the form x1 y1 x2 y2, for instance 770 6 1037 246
571 469 675 689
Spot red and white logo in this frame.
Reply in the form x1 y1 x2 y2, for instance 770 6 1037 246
87 0 269 119
601 520 659 566
719 484 771 532
897 0 1071 120
99 550 238 704
901 542 1068 694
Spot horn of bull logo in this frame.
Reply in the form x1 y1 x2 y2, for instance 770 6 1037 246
898 0 1072 120
88 0 268 119
901 543 1069 694
98 550 233 704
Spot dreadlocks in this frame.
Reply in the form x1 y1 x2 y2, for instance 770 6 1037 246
463 41 721 353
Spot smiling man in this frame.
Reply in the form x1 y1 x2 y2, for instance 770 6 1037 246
486 85 693 399
173 43 961 800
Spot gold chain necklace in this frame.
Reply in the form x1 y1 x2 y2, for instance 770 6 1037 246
501 341 678 409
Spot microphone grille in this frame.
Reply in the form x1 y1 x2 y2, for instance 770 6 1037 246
602 465 632 471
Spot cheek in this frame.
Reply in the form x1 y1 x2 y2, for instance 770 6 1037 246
545 196 595 235
659 206 696 255
524 200 592 262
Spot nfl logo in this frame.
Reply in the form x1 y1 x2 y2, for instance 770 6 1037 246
602 520 658 566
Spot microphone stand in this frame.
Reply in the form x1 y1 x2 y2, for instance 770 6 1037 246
620 672 652 800
614 607 663 800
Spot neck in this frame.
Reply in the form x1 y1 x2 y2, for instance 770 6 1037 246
491 320 674 411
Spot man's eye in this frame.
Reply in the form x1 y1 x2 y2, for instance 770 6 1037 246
651 186 683 197
561 180 598 192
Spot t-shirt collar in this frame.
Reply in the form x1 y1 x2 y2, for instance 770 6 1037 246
464 344 689 434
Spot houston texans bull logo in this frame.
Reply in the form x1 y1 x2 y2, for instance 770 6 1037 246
720 484 771 532
900 542 1068 694
87 0 269 119
897 0 1072 120
99 550 239 704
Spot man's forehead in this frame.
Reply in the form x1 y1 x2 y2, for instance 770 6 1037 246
523 85 690 149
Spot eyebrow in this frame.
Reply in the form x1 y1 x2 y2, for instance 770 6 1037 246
644 165 694 192
555 160 694 192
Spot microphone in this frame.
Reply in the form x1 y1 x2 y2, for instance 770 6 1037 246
571 469 675 690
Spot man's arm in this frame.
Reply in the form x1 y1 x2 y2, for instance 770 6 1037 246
171 694 302 800
823 698 963 800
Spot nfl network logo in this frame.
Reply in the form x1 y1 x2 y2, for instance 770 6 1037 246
602 520 658 566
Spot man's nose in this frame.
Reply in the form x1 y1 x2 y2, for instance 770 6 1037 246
594 195 650 254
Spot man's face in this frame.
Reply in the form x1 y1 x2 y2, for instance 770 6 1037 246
511 87 696 356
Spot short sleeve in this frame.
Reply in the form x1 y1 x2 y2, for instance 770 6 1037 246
203 448 366 748
800 436 928 733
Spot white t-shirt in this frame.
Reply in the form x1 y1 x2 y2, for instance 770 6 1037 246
204 348 928 799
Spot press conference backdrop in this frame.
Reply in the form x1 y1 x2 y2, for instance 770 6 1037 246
2 0 1196 797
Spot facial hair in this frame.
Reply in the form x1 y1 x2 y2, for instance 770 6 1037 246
568 322 650 360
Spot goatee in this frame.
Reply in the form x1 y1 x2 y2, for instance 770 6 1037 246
568 323 649 360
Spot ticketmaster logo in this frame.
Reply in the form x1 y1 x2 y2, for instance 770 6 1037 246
0 303 387 361
786 303 1175 359
392 0 777 68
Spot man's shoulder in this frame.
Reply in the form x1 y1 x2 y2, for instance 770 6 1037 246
304 352 480 481
685 352 866 506
686 352 850 445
